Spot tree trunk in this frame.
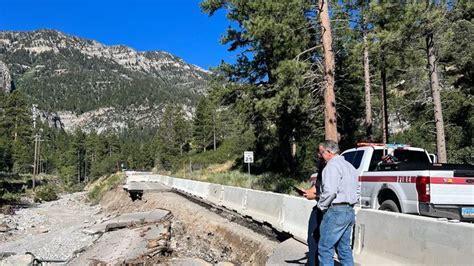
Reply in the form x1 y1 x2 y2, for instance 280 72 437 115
380 45 389 144
426 33 447 163
78 150 81 183
363 28 373 141
84 151 88 183
213 116 216 151
32 134 38 190
318 0 338 142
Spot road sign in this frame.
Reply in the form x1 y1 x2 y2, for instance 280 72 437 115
244 151 254 163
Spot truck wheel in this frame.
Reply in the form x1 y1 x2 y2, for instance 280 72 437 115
379 200 400 212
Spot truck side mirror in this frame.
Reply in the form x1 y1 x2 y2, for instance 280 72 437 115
429 153 438 164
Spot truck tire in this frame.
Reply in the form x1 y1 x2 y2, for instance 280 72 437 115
379 199 400 212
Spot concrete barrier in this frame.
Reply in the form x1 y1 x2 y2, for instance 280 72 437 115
222 185 248 213
244 190 284 228
127 181 165 191
353 209 474 265
125 171 474 266
124 171 152 176
126 175 149 183
281 195 316 242
153 175 164 183
187 180 210 199
207 184 223 206
146 174 160 182
160 175 174 187
181 179 194 194
172 178 188 192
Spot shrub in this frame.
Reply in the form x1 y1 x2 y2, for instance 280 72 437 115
87 173 125 205
34 184 58 202
1 191 21 203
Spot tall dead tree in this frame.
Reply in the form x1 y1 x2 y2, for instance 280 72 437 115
426 32 447 163
363 13 373 141
380 44 389 144
318 0 338 142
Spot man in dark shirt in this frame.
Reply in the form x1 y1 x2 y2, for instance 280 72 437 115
303 159 325 266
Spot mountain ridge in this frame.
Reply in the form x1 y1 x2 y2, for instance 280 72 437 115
0 29 210 132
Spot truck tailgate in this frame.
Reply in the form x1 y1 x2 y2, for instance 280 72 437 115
430 170 474 205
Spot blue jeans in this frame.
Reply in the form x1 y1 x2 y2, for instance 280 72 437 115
307 207 324 266
318 205 355 266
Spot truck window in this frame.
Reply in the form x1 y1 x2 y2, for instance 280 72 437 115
369 150 384 171
393 150 430 163
343 150 364 169
368 149 431 171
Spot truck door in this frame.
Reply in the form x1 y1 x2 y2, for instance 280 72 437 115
342 150 365 206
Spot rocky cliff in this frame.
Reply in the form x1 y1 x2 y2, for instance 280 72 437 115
0 61 12 93
0 29 210 132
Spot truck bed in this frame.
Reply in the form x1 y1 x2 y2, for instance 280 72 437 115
375 162 474 175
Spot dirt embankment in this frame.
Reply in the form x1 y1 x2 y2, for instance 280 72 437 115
99 186 279 264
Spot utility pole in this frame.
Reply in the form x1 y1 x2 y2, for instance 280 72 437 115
78 150 81 183
84 151 88 183
37 135 41 175
32 104 38 191
31 104 43 190
32 133 43 189
213 112 216 151
33 133 38 190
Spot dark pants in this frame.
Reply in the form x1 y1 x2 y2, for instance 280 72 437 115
307 206 324 266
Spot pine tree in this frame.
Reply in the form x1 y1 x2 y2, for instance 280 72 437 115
0 92 13 171
201 0 318 175
2 91 33 173
193 98 214 152
155 104 191 170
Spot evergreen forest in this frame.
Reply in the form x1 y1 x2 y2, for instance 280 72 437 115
0 1 472 198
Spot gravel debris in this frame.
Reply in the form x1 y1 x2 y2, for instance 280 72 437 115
0 192 103 261
1 185 279 265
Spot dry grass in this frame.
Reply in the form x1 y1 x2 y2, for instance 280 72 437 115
207 161 234 173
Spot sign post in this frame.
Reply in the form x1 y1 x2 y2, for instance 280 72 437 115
244 151 254 175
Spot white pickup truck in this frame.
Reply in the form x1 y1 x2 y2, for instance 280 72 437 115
340 143 474 221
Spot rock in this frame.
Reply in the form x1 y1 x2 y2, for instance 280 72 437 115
146 239 167 249
81 228 98 235
0 223 11 233
216 262 236 266
104 222 128 232
84 210 170 235
163 258 212 266
0 61 12 93
1 205 14 215
146 239 160 249
0 253 34 266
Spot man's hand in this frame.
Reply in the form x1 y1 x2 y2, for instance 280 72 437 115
303 186 317 200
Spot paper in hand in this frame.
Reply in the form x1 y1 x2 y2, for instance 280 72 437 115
292 185 305 196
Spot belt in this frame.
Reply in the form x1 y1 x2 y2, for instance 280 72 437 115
331 202 354 207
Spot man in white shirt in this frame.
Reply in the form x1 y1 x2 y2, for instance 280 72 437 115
316 140 359 266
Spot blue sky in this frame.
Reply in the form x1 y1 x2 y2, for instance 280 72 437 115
0 0 235 70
